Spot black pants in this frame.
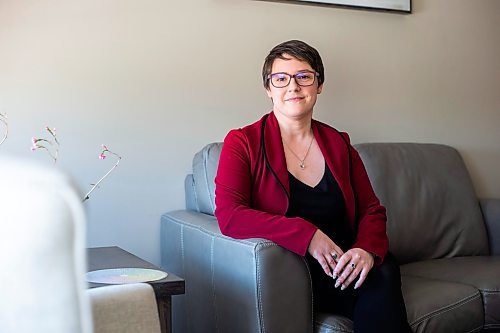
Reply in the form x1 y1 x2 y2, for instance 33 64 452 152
308 252 412 333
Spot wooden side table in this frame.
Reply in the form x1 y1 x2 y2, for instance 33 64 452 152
87 246 185 333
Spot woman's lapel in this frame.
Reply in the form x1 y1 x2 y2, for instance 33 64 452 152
264 112 290 197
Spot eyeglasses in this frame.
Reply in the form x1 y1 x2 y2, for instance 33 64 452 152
267 70 319 88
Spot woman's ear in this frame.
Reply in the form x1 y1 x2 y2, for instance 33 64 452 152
317 84 323 94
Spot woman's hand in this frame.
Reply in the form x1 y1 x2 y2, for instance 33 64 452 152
307 229 344 277
333 248 374 290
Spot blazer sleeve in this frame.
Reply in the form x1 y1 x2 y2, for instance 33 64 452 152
214 129 318 256
343 134 389 265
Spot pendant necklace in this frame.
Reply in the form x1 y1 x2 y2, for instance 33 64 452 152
283 130 314 170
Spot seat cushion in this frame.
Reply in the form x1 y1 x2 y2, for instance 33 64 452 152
402 256 500 331
313 275 484 333
402 275 483 333
355 143 489 264
314 313 352 333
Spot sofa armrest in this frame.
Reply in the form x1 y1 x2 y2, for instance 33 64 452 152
480 198 500 255
161 210 313 333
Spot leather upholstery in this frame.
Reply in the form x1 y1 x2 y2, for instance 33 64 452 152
192 142 222 215
314 313 353 333
355 143 489 264
185 174 197 211
401 275 483 333
161 142 500 333
162 210 312 333
401 257 500 331
480 198 500 255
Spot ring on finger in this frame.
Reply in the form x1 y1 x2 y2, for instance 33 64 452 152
330 252 338 261
351 263 356 269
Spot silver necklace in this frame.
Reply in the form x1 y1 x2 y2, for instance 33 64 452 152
283 131 314 170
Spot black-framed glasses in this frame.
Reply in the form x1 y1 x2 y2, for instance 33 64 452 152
267 70 319 88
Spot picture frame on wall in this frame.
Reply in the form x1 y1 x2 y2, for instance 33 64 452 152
276 0 411 13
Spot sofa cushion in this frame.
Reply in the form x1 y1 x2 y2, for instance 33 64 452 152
401 275 483 333
401 256 500 331
355 143 489 264
314 313 353 333
313 274 484 333
192 142 223 215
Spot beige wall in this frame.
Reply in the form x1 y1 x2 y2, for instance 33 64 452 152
1 0 498 264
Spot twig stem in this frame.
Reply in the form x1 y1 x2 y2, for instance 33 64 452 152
83 150 121 202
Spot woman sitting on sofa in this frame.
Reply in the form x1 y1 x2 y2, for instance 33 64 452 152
214 39 411 333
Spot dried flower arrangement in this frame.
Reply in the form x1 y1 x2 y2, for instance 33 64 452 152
30 126 121 202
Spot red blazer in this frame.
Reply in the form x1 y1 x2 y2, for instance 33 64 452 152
214 112 388 263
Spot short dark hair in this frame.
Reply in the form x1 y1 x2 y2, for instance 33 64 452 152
262 40 324 89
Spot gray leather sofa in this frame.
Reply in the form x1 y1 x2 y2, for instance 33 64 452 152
161 142 500 333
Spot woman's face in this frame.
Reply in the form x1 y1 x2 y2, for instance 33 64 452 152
266 55 322 121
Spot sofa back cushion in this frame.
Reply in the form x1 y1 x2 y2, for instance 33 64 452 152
355 143 488 264
191 142 223 215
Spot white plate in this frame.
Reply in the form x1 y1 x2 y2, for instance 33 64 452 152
86 268 168 284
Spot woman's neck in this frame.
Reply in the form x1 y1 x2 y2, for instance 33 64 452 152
273 111 313 140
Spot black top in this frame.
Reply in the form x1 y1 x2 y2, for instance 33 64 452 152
286 164 354 251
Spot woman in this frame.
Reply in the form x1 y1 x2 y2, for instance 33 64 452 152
214 40 411 332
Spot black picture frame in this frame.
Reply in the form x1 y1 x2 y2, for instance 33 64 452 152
269 0 411 13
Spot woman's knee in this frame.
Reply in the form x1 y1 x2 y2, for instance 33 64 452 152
364 252 402 289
